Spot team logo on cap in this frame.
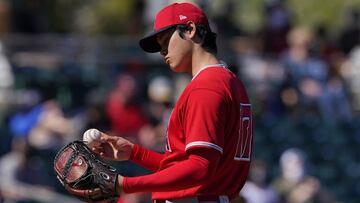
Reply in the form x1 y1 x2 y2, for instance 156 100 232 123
179 15 187 20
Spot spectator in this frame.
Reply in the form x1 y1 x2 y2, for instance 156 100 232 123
272 148 336 203
338 9 360 55
240 159 279 203
262 0 292 55
235 38 286 115
340 46 360 112
313 25 340 63
0 137 82 203
9 96 74 151
280 27 331 118
27 100 74 150
106 73 149 142
138 75 173 152
9 89 43 139
0 40 14 123
0 137 27 196
281 26 353 122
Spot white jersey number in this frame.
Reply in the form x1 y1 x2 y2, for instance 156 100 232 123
234 103 253 161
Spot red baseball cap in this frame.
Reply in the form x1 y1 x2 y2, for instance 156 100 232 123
139 2 210 53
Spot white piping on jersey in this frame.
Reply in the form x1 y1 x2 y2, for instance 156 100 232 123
185 141 223 154
192 63 227 80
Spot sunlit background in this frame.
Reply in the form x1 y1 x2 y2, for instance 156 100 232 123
0 0 360 203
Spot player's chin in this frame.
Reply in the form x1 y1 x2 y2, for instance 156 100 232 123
170 63 187 73
168 64 180 72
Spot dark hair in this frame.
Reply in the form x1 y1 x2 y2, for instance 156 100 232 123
176 24 217 54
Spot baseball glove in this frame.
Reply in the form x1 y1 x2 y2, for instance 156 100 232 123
54 140 119 202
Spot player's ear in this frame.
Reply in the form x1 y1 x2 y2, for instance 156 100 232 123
186 21 197 39
177 21 196 40
187 21 196 39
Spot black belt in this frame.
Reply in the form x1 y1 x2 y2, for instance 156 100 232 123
153 195 223 203
153 200 166 203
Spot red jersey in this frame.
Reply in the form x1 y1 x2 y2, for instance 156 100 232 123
106 95 148 137
152 64 254 200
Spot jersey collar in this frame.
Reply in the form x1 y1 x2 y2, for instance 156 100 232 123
192 63 227 80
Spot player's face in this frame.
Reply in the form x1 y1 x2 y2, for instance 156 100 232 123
157 26 192 73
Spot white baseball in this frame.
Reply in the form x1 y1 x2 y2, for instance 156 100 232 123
83 128 102 147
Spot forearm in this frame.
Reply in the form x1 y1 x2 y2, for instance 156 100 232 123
122 149 220 193
129 144 164 172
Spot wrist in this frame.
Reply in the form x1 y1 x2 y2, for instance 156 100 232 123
116 175 124 195
128 143 138 160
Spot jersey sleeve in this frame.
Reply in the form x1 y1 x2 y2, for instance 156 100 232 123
123 148 220 193
129 144 164 172
183 89 227 154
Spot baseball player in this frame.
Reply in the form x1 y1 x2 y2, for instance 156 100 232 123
79 2 254 203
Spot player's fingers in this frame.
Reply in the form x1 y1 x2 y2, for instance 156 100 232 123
92 146 103 154
100 134 119 143
92 142 115 159
91 147 108 158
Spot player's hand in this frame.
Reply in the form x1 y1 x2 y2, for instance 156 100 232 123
64 174 124 203
91 133 134 161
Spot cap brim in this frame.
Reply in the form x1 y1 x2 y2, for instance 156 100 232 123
139 25 176 53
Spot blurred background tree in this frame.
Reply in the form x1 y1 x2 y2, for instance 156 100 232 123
8 0 143 35
1 1 360 203
210 0 360 36
286 0 360 29
5 0 360 36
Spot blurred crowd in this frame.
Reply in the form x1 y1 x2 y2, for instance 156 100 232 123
0 0 360 203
